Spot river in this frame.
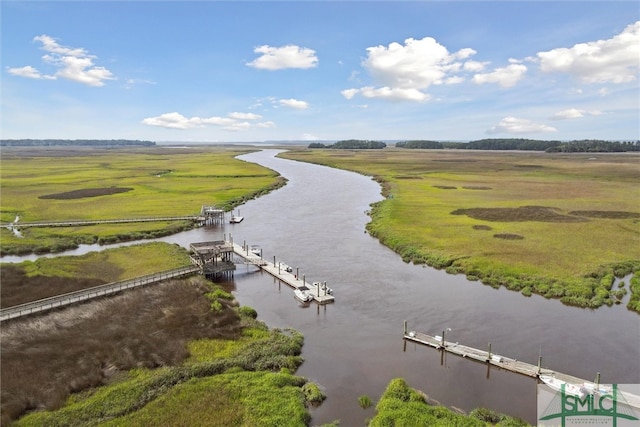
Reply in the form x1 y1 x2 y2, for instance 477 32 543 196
4 149 639 425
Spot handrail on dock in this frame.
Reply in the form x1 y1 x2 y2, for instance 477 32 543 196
0 265 200 322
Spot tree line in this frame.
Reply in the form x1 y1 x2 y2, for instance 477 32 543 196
0 139 156 147
395 138 640 152
308 139 387 149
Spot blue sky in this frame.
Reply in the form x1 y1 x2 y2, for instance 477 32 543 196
2 1 639 142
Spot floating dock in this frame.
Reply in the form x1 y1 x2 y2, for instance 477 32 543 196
231 242 335 305
403 325 640 409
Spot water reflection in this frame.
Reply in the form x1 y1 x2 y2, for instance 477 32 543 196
3 149 638 426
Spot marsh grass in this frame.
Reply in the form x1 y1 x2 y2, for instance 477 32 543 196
280 149 640 310
1 242 191 307
0 147 282 255
2 271 312 426
368 378 528 426
1 276 242 424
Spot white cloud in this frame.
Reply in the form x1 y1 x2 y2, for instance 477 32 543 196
247 44 318 70
229 112 262 120
463 60 488 72
257 121 276 128
343 36 476 102
359 86 431 102
142 111 269 131
7 34 115 87
302 133 320 140
487 116 557 134
279 98 309 109
550 108 604 120
6 65 55 80
537 21 640 83
472 63 527 88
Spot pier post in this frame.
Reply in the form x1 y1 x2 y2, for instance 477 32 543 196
441 330 446 348
303 274 305 286
273 256 276 267
404 320 407 335
487 342 492 362
296 267 299 279
537 355 542 375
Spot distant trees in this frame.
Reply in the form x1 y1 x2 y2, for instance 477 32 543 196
308 139 386 149
0 139 156 147
395 140 443 149
394 138 639 153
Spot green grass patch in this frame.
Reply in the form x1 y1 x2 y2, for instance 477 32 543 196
0 147 283 254
369 378 529 427
280 149 640 310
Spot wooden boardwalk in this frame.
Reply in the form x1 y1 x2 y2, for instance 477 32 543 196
231 242 335 305
2 216 200 229
0 265 200 322
403 328 640 409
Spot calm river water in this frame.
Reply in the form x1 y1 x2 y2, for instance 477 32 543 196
4 149 639 425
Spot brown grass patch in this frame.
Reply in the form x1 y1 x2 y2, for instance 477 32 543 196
462 186 492 190
39 187 134 200
493 233 524 240
0 264 108 308
433 185 457 190
0 277 241 424
569 210 640 219
472 225 493 230
395 175 423 180
451 205 588 222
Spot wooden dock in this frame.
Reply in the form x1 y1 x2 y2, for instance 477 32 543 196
403 326 640 409
231 242 335 305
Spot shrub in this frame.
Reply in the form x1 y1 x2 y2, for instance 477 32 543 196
358 394 373 409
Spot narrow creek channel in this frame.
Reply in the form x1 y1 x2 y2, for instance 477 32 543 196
4 149 639 425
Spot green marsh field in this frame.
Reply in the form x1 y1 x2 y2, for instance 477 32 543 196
0 146 284 255
280 148 640 311
1 145 636 426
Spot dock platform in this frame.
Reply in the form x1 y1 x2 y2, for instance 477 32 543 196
231 242 334 305
403 328 640 409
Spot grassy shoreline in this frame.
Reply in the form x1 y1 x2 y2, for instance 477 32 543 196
278 148 640 312
2 243 529 426
0 147 285 256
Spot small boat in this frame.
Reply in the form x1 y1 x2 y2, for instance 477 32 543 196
310 281 333 295
294 286 314 302
279 263 293 273
539 375 588 397
249 245 262 256
230 210 244 223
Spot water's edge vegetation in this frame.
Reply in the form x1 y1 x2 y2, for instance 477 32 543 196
2 243 527 426
278 149 640 313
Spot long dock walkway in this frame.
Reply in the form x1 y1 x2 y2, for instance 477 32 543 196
0 265 200 322
2 216 199 229
403 328 640 409
231 242 334 304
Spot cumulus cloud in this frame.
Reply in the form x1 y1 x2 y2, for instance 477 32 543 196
247 44 318 70
537 21 640 83
472 63 527 87
342 36 475 102
279 98 309 109
487 116 557 134
142 111 272 131
550 108 604 120
6 35 115 87
6 65 55 80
